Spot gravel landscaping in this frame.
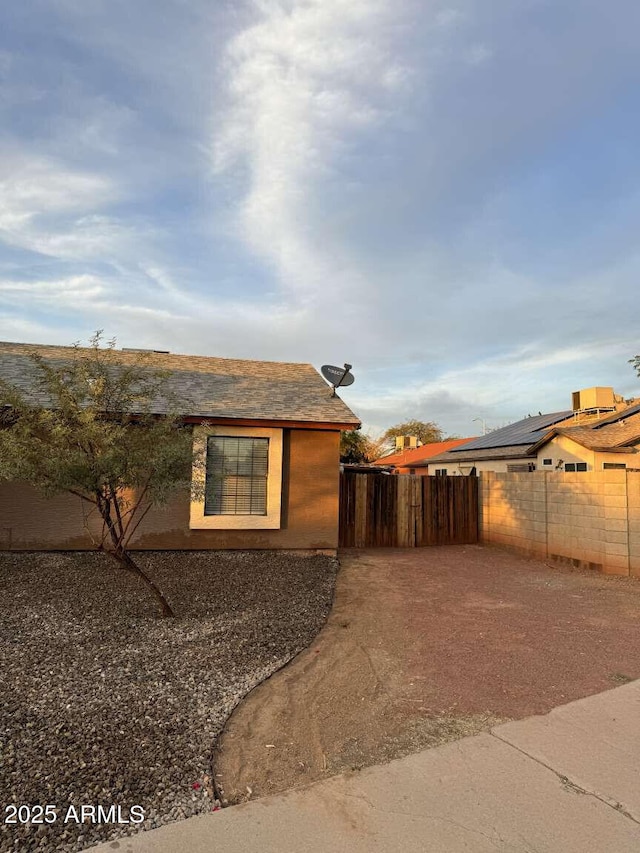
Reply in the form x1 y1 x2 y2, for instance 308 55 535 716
0 550 338 853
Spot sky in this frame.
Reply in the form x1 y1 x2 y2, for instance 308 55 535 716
1 0 639 438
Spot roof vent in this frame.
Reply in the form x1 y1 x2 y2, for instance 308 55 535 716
121 348 170 354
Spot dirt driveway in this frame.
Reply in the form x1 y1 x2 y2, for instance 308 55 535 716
215 545 640 804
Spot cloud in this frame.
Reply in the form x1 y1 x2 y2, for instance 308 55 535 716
352 337 640 436
212 0 412 300
0 152 130 262
0 154 116 230
0 274 105 301
0 313 79 345
465 43 492 65
207 0 640 375
1 0 640 438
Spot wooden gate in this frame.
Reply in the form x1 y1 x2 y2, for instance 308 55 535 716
339 472 478 548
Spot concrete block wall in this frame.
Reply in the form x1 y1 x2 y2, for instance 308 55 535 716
480 470 640 577
629 474 640 577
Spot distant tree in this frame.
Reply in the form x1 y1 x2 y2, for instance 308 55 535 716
383 419 444 447
630 354 640 377
340 430 387 464
340 430 367 464
0 333 196 617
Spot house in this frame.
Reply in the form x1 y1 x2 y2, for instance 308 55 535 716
371 438 476 475
424 412 574 475
425 387 640 475
528 402 640 472
0 341 360 554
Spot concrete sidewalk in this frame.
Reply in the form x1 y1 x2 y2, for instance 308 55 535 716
90 681 640 853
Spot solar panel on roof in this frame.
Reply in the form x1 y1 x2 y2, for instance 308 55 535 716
450 410 573 451
593 402 640 427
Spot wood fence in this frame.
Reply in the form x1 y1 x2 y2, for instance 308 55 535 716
339 472 479 548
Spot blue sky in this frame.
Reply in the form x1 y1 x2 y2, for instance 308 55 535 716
1 0 639 437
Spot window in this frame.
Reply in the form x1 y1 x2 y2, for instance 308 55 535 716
205 436 268 516
603 462 626 470
564 462 588 472
434 468 447 476
507 463 536 473
543 458 552 466
190 426 283 529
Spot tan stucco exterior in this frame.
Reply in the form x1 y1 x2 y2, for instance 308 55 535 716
426 457 533 476
0 429 341 553
426 436 640 477
535 434 640 472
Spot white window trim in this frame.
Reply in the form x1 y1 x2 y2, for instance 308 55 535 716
189 425 284 530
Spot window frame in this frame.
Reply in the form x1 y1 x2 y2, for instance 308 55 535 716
190 425 284 530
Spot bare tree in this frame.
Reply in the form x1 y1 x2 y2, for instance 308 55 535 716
0 333 196 617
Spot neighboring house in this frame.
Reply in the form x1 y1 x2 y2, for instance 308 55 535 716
424 411 575 475
426 387 640 475
529 403 640 472
372 438 475 475
0 341 360 553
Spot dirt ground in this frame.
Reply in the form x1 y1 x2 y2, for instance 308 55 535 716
214 545 640 805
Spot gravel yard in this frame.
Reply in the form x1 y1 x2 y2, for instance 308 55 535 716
0 550 337 853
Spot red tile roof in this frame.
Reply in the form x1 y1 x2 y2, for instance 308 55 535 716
372 437 476 468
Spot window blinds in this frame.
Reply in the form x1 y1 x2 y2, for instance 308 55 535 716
204 436 269 515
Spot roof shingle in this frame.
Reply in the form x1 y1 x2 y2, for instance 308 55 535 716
543 412 640 452
0 341 361 427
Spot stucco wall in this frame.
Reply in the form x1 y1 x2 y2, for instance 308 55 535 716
427 458 532 475
0 429 341 552
534 434 640 471
535 434 595 470
480 470 640 576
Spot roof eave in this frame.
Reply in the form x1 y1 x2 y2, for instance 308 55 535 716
526 430 560 454
182 414 360 430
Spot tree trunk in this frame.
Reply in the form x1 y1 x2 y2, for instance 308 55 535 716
95 492 175 617
110 549 175 618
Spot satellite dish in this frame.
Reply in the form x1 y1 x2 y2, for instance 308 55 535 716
321 363 355 396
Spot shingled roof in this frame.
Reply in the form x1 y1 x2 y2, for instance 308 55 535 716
0 341 361 427
530 411 640 453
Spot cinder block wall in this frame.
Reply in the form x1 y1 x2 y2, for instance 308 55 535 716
480 470 640 577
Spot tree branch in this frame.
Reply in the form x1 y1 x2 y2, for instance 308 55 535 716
67 488 97 505
122 500 154 548
110 483 126 544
